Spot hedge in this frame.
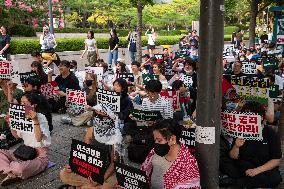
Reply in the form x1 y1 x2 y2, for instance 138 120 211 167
9 25 36 37
224 26 240 35
10 36 182 54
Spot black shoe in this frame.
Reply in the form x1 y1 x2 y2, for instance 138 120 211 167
1 175 21 186
219 177 235 187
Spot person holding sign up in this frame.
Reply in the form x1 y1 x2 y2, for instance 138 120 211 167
60 103 119 189
0 92 51 186
141 119 200 189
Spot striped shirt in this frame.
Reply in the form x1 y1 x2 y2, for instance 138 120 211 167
141 95 173 119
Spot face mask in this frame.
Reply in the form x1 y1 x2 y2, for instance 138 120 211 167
85 80 93 87
154 143 170 157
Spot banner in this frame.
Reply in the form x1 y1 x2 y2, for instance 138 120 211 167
96 88 120 112
241 61 257 75
69 139 108 184
142 74 159 85
40 83 54 99
221 111 263 140
130 109 162 121
160 90 180 111
179 127 196 154
66 89 87 115
118 73 135 85
19 72 37 84
115 163 149 189
230 75 269 104
277 18 284 45
9 104 34 134
0 61 12 80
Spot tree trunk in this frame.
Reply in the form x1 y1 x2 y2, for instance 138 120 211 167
136 0 143 64
249 0 258 47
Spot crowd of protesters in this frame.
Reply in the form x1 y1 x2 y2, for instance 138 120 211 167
0 24 283 189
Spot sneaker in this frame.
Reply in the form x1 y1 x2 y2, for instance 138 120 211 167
61 116 72 124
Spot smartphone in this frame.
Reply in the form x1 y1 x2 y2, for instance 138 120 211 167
25 105 34 117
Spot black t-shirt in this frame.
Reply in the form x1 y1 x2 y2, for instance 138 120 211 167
0 35 11 54
55 73 80 92
237 126 282 167
109 37 119 50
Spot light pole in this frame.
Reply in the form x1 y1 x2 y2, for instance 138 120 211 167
48 0 54 34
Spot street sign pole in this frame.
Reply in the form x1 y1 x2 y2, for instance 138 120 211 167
196 0 224 188
48 0 54 34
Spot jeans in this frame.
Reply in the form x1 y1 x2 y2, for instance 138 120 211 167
129 51 137 62
108 49 118 65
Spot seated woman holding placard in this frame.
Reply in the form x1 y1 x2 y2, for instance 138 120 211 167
0 92 51 186
140 119 200 189
60 103 120 189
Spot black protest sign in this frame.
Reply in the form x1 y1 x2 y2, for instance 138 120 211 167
8 104 34 134
269 84 281 100
96 88 120 112
115 163 149 189
263 56 279 70
19 72 37 84
118 73 135 85
142 74 159 85
130 109 162 121
69 139 108 185
179 127 196 154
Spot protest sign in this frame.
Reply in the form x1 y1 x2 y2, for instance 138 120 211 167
115 163 149 189
223 44 237 57
154 54 163 63
269 84 282 102
179 74 194 88
142 74 159 85
179 127 196 154
262 56 279 70
96 88 120 112
118 73 135 85
85 67 104 81
277 18 284 45
19 72 37 84
43 67 53 74
0 61 12 80
69 139 108 184
130 109 162 121
40 83 54 99
230 75 269 104
160 90 180 111
66 89 87 115
241 61 257 75
221 111 263 140
9 104 34 134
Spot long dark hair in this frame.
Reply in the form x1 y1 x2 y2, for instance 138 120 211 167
113 78 128 97
111 29 117 38
31 61 45 77
88 30 94 39
22 92 42 112
116 62 127 73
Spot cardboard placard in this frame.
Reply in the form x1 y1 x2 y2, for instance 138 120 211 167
230 75 269 104
66 89 87 115
118 73 135 85
8 104 34 134
40 83 54 99
115 163 150 189
241 61 257 75
69 139 108 184
179 127 196 154
96 88 120 112
142 74 159 85
221 111 263 140
130 109 162 121
0 61 12 80
160 90 180 111
19 72 37 85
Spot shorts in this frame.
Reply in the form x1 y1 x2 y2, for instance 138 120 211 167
147 45 155 50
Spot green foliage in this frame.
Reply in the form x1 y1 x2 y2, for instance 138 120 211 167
9 25 36 37
224 26 240 35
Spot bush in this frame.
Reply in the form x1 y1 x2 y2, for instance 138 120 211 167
158 30 182 36
9 25 36 37
224 26 240 35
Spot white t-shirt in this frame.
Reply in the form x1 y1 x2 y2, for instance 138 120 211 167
147 34 156 46
85 39 96 51
275 75 283 90
17 113 51 148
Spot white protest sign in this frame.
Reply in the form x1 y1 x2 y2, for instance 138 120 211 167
241 61 257 75
195 126 215 144
221 111 263 140
0 61 12 80
66 89 87 115
85 67 104 81
96 88 120 112
9 104 34 134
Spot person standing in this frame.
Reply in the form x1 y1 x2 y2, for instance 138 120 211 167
108 29 119 68
0 26 11 61
236 30 244 49
81 30 99 66
145 28 157 57
127 28 138 62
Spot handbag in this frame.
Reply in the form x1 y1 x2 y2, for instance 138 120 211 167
13 145 37 161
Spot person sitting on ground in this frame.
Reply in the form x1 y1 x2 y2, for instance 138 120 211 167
60 103 120 189
31 61 48 85
48 60 80 113
61 73 98 126
152 62 168 90
140 56 157 74
0 92 51 186
219 101 282 188
141 119 200 189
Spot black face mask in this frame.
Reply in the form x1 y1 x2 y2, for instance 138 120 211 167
154 143 170 157
85 80 93 87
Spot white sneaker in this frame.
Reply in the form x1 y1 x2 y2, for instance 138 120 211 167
61 116 72 124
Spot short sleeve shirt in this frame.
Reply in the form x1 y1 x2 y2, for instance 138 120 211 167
0 35 11 54
109 37 119 50
85 38 96 51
